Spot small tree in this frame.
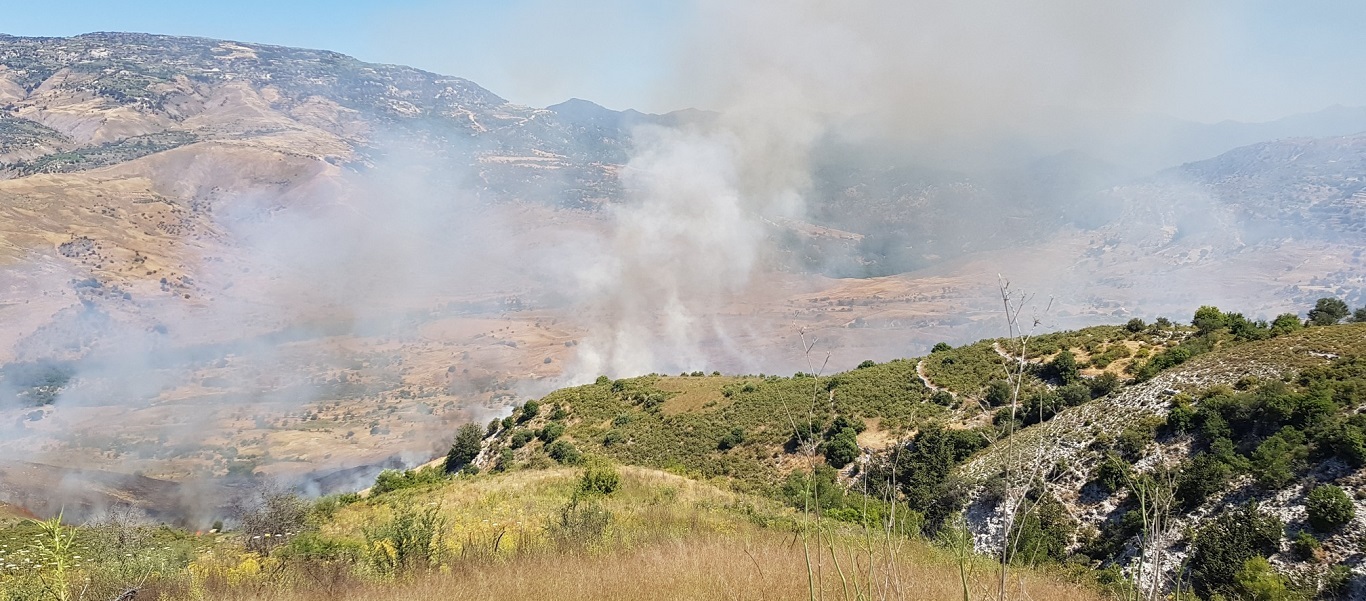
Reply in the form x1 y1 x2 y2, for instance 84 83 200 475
444 423 484 473
547 440 582 464
1048 350 1080 385
984 379 1012 407
1306 484 1355 531
1354 307 1366 323
1125 318 1146 333
1192 305 1226 334
538 421 565 443
1269 313 1303 336
932 342 952 353
824 427 860 468
1188 503 1283 599
1308 298 1350 326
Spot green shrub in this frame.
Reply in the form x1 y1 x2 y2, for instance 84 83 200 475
577 461 621 496
1308 298 1350 326
444 422 484 473
1290 530 1320 561
1322 564 1352 598
780 464 846 511
1047 350 1080 385
538 421 566 443
371 466 446 496
549 495 611 549
717 427 746 451
1089 371 1122 397
1188 503 1283 598
547 440 583 465
1177 453 1233 510
1306 484 1355 532
1270 313 1303 336
602 430 627 447
1232 557 1295 600
985 380 1012 407
1192 305 1227 334
1250 429 1308 490
1093 453 1131 493
1006 494 1074 565
363 500 445 575
518 400 541 423
510 429 534 448
824 427 860 468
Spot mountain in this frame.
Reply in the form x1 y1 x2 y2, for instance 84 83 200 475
0 31 1363 528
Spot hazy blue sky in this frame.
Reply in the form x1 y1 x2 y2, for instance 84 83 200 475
4 0 1366 122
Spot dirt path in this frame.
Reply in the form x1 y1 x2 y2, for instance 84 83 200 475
916 358 953 398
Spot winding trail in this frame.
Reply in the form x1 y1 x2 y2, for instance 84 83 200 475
916 358 954 399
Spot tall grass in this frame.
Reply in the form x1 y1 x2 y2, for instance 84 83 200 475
172 532 1107 601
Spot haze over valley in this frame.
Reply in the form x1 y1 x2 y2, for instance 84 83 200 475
1 5 1365 599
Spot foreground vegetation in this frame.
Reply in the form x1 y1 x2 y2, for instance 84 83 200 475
4 297 1364 600
0 466 1106 601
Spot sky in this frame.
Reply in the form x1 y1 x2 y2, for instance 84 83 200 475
3 0 1366 122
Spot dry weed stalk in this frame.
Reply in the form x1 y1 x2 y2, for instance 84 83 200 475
992 275 1053 601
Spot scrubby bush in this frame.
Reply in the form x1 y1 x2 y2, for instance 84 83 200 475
1306 484 1355 532
1270 313 1303 336
1089 371 1122 397
1046 350 1080 385
717 427 746 451
931 342 952 353
1232 557 1295 600
510 429 534 449
239 488 311 555
1290 530 1320 561
824 427 860 468
1006 494 1074 565
538 421 566 443
1125 318 1146 332
1188 503 1283 599
781 464 846 511
364 500 445 574
1322 564 1353 598
1192 305 1227 334
577 461 621 496
517 400 541 423
547 440 582 465
549 495 611 549
602 429 627 447
444 422 484 473
1093 453 1131 493
985 380 1013 407
371 466 446 496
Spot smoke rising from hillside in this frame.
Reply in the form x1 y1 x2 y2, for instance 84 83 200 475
566 0 1216 377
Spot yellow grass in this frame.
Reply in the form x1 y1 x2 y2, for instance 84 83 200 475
194 531 1108 601
657 376 738 416
191 466 1108 601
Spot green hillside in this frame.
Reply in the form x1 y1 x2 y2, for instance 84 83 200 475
3 303 1363 601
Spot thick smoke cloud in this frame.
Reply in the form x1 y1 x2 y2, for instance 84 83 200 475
565 0 1212 377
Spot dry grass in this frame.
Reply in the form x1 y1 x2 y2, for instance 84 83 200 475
188 466 1108 601
193 531 1108 601
657 376 739 416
